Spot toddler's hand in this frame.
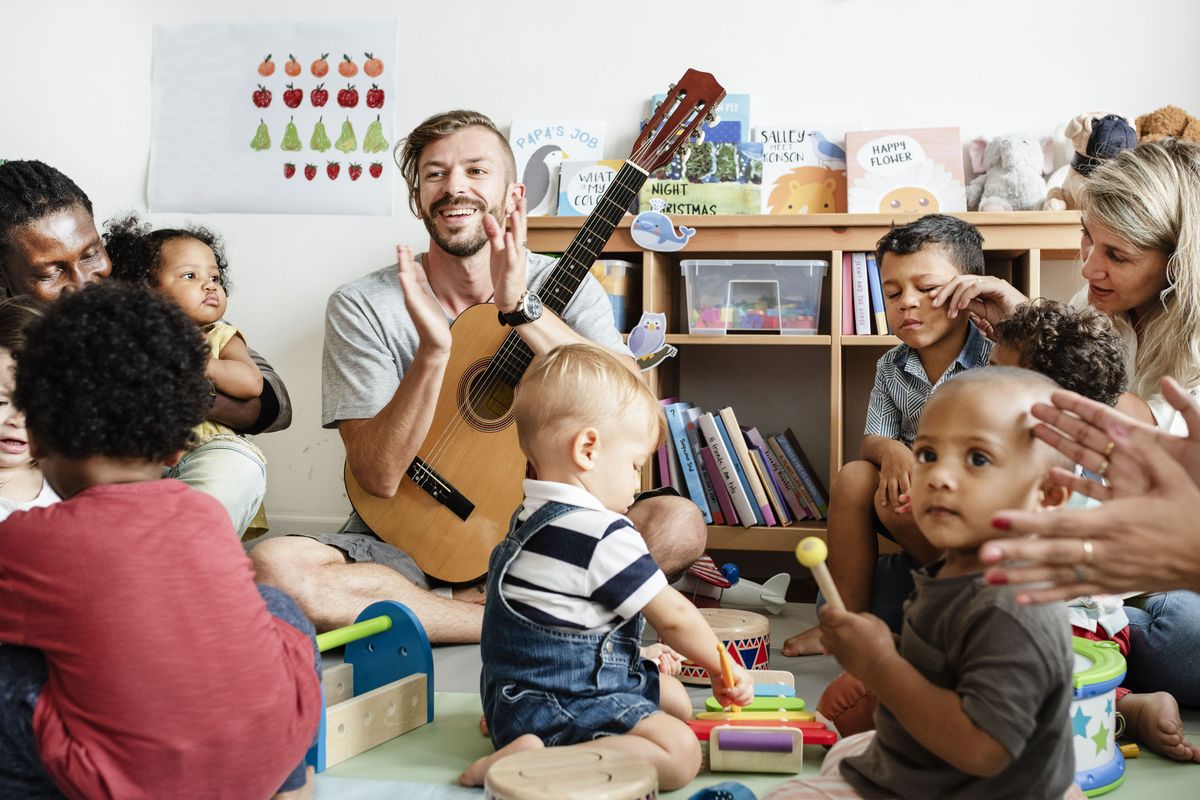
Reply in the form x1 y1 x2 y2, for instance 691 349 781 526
818 605 897 683
710 661 755 710
894 492 912 515
641 643 684 676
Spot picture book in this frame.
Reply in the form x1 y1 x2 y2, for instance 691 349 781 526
700 444 738 525
757 126 850 215
841 252 855 335
685 408 724 525
557 159 637 217
780 429 830 517
698 412 756 527
767 436 819 519
851 252 871 335
713 413 765 526
749 448 791 525
657 397 681 490
744 426 809 521
719 407 774 526
867 253 888 334
652 92 750 144
508 120 605 216
845 127 966 214
639 142 763 215
665 402 712 523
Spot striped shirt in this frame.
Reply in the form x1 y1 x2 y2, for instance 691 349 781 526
865 322 993 447
501 480 667 632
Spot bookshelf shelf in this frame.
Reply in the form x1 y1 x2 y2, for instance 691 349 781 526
528 211 1083 556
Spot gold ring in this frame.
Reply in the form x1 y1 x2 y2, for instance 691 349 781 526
1096 458 1110 478
1103 440 1116 457
1082 539 1094 567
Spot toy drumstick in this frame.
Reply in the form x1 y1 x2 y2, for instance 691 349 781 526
717 643 740 713
796 537 845 612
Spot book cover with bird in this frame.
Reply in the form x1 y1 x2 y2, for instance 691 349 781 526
508 121 605 216
757 127 852 215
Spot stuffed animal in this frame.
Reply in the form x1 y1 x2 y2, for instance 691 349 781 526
1136 105 1200 144
966 133 1053 212
1044 113 1136 211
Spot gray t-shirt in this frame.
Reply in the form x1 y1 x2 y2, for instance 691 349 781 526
322 252 633 537
841 562 1074 800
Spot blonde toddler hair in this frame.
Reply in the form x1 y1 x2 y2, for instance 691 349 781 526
513 344 665 461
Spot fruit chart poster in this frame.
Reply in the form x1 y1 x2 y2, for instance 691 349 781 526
149 20 398 215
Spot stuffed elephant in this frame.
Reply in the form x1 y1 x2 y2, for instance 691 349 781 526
966 134 1054 212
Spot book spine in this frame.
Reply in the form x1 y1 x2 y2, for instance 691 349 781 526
852 252 871 336
699 413 757 527
760 447 796 524
768 436 820 519
750 448 790 525
718 408 774 526
686 418 724 524
656 443 672 489
700 445 737 525
841 251 855 335
866 253 888 335
713 413 766 525
759 435 809 520
665 403 712 523
779 430 829 516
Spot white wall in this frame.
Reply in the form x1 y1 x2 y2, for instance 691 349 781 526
4 0 1199 529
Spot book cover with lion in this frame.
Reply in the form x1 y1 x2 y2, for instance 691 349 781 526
758 127 851 215
846 127 966 213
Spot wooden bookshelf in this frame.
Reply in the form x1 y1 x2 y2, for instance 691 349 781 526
528 211 1083 551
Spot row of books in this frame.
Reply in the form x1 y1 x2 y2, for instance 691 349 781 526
658 400 829 527
841 252 891 336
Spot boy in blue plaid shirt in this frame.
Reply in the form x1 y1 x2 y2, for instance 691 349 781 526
785 215 992 656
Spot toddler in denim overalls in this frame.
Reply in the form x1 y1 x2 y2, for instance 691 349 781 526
460 344 755 791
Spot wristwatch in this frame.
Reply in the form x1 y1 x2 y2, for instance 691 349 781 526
497 290 543 326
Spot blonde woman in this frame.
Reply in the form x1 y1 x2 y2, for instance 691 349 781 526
935 140 1200 747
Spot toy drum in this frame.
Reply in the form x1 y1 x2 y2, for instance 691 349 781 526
1071 637 1126 796
484 747 657 800
671 608 770 686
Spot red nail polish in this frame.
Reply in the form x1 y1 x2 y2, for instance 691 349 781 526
992 517 1011 531
986 572 1008 585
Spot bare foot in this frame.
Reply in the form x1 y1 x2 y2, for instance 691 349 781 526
782 625 824 657
452 582 487 606
479 714 489 737
1118 691 1200 763
272 766 314 800
458 733 544 787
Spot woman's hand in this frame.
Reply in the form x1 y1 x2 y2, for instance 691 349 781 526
395 244 452 357
484 196 529 314
929 274 1027 328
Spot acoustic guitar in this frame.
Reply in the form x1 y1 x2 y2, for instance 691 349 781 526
345 69 726 582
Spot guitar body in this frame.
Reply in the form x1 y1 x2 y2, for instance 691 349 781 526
345 303 527 583
341 69 724 583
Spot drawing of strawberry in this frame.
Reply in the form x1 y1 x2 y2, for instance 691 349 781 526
366 84 384 109
283 83 303 109
310 83 328 108
337 84 359 108
348 163 362 181
327 161 341 180
369 162 383 178
283 163 296 179
252 84 271 108
304 164 317 181
311 53 329 77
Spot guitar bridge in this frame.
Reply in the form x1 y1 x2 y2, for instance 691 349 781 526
406 458 474 521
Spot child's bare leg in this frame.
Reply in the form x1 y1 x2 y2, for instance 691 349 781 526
1118 691 1200 763
875 500 941 566
658 673 692 720
783 461 879 657
575 713 701 791
458 733 544 787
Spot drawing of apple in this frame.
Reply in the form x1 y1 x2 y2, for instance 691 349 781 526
283 83 303 109
337 84 359 108
310 83 328 108
366 84 384 109
304 164 317 181
284 163 296 179
349 163 362 181
252 84 271 108
369 162 383 178
311 53 329 77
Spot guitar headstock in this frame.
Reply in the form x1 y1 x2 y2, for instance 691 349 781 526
630 69 726 173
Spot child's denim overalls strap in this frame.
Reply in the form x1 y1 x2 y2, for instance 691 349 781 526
479 500 661 748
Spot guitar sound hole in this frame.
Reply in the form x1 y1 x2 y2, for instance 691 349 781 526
466 369 514 423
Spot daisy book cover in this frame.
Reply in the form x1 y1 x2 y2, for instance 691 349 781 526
845 127 966 214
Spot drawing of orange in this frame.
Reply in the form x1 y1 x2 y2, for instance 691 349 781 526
364 52 383 77
312 53 329 77
285 54 301 76
339 54 358 77
257 54 274 77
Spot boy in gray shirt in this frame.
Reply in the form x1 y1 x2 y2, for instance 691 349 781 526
768 368 1080 800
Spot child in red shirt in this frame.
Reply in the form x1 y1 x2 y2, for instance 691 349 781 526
0 283 322 799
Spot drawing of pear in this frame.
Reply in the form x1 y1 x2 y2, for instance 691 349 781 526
335 117 357 153
281 117 302 151
250 119 270 151
363 115 389 154
310 117 332 152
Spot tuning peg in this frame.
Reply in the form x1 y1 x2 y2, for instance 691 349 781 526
693 129 706 146
706 113 721 129
668 82 676 92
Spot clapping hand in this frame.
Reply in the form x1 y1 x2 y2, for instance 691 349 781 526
395 244 452 357
483 196 529 314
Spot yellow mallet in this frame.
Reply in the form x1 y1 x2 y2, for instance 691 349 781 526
796 536 845 611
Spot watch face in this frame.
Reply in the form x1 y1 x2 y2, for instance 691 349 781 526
524 292 543 317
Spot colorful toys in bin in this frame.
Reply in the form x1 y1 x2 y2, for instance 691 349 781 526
682 259 828 336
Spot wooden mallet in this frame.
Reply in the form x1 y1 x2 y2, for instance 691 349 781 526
795 536 845 611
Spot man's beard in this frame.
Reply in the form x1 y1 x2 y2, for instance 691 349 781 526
423 196 502 258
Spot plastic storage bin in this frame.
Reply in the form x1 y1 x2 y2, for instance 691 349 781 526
682 259 827 335
590 259 640 332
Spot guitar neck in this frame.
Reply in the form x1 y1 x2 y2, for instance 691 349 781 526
493 160 648 385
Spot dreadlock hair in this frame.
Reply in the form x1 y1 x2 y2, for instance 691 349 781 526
0 160 94 260
103 213 232 293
